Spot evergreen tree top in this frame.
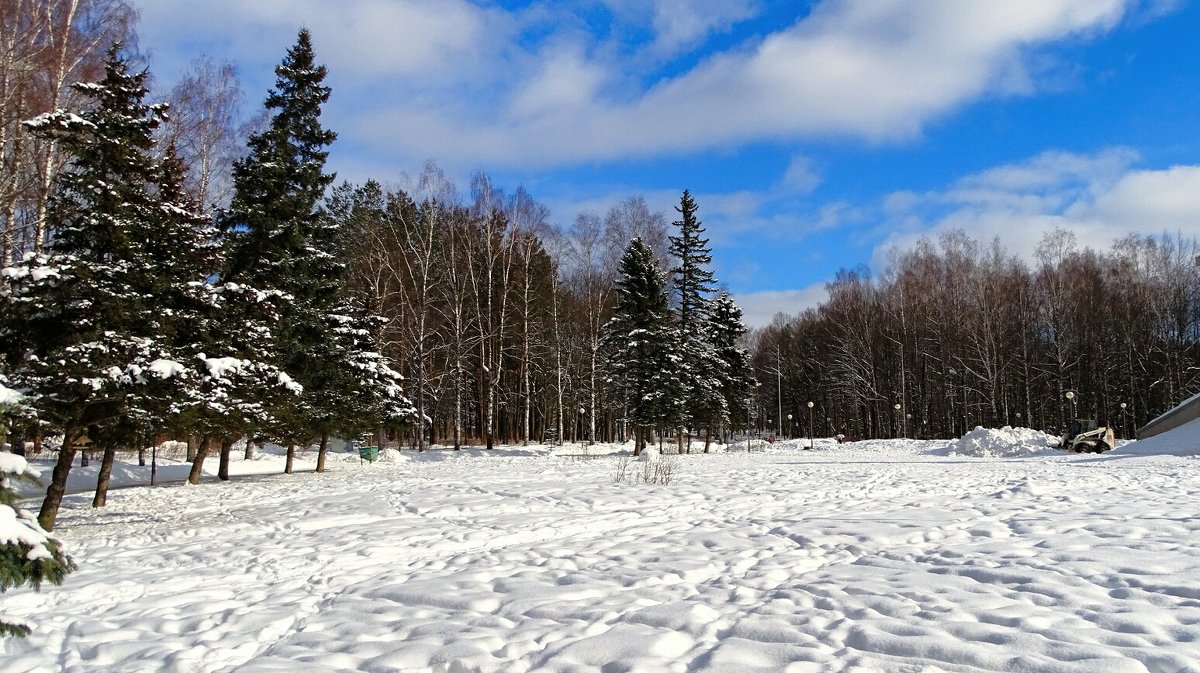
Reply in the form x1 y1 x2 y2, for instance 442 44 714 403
220 28 338 288
668 189 716 332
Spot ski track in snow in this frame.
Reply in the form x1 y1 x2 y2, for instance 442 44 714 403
4 438 1200 673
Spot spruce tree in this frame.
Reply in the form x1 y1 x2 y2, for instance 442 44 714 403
669 190 716 332
602 238 680 454
710 292 755 441
667 190 726 449
0 450 74 638
138 146 296 485
1 45 174 530
220 29 412 467
219 29 340 467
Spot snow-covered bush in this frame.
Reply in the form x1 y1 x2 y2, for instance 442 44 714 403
0 452 74 637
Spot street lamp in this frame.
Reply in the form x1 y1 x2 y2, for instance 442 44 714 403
787 413 793 439
1065 390 1077 417
806 401 814 450
893 403 902 438
1119 402 1128 438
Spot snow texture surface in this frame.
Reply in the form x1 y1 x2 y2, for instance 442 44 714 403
3 431 1200 672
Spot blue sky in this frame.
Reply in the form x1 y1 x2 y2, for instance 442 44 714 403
136 0 1200 326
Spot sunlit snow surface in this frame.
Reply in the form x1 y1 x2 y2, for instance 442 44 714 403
4 429 1200 673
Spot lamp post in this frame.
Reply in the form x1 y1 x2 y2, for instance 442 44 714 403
1119 402 1128 438
806 401 814 450
787 413 793 440
1065 390 1077 419
893 403 902 438
746 396 753 452
775 348 783 444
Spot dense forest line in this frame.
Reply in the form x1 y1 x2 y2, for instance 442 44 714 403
749 230 1200 441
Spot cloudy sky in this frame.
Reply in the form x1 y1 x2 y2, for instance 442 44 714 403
136 0 1200 326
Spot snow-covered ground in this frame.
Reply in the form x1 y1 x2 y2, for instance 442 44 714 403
4 428 1200 673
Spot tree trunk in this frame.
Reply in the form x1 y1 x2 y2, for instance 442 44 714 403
218 437 233 481
92 446 117 507
38 426 82 531
80 449 88 467
454 363 463 450
243 438 253 460
316 433 329 473
704 426 712 453
285 443 295 474
186 434 197 461
187 434 212 485
8 429 25 457
138 445 146 466
485 382 495 450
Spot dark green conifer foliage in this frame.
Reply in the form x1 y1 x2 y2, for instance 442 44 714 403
221 28 337 289
1 45 172 530
0 455 75 637
669 189 716 332
666 191 726 446
602 238 681 453
709 292 755 433
219 29 340 452
218 30 411 462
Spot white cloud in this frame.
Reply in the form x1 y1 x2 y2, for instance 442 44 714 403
778 155 821 195
510 45 609 119
734 284 829 328
140 0 1155 169
870 149 1200 270
139 0 508 86
648 0 762 56
597 0 762 58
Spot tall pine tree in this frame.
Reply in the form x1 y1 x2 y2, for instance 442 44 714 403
602 238 680 455
710 292 754 442
219 29 339 470
1 45 176 530
667 190 726 450
220 29 410 467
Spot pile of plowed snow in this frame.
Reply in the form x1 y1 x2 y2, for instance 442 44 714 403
941 425 1060 457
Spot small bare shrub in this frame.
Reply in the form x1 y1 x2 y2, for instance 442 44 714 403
612 455 678 485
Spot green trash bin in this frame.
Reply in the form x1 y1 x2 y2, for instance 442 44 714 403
359 446 379 463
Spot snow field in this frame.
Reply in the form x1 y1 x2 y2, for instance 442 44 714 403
3 433 1200 672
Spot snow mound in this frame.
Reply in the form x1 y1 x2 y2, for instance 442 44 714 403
941 426 1060 458
1117 415 1200 457
637 446 661 462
